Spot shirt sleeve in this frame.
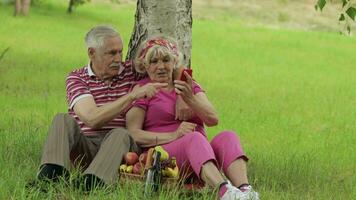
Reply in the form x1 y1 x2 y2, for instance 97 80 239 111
132 98 148 111
66 72 92 109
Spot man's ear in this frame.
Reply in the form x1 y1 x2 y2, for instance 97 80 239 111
88 47 95 59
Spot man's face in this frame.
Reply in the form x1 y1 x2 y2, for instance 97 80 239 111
90 36 123 79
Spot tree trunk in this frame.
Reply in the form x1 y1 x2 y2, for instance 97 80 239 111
22 0 31 16
67 0 75 14
14 0 31 16
14 0 22 16
126 0 192 67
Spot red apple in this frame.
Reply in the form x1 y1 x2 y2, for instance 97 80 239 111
133 162 143 175
125 152 138 165
139 152 148 165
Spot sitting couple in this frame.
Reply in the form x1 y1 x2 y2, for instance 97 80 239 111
31 25 258 200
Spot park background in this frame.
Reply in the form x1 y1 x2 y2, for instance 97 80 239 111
0 0 355 199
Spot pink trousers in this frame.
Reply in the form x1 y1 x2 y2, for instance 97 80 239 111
162 131 247 179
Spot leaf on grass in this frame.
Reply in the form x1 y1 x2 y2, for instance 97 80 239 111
339 13 345 21
346 7 356 21
317 0 326 11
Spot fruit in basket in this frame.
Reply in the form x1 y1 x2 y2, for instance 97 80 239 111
161 157 177 169
162 166 179 178
125 152 138 165
119 164 127 172
168 166 179 178
133 162 143 175
171 157 176 165
145 148 155 169
162 168 169 177
162 157 179 178
154 146 169 161
139 152 148 165
125 165 133 173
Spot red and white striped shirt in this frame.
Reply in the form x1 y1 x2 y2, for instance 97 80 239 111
66 61 142 135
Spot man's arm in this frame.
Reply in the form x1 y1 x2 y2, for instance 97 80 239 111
74 94 133 129
73 82 167 129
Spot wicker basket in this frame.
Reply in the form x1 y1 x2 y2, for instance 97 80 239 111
120 172 179 185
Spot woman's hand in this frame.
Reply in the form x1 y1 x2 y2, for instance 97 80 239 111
174 71 195 104
174 121 197 139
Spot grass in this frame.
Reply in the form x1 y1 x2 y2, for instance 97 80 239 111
0 0 355 199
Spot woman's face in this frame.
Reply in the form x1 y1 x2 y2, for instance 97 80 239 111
146 53 175 83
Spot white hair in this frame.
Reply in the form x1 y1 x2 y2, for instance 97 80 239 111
85 25 121 49
134 36 182 74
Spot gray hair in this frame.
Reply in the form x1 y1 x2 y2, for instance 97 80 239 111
85 25 121 49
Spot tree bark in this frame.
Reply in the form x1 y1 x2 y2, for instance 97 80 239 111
14 0 22 16
22 0 31 16
14 0 31 16
126 0 192 67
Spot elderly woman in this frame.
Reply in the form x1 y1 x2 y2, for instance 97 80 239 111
126 37 259 200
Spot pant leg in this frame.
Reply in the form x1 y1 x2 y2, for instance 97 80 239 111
70 134 105 170
40 113 83 170
210 131 248 173
83 128 140 184
162 132 217 179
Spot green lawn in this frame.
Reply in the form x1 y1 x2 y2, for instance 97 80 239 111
0 1 355 199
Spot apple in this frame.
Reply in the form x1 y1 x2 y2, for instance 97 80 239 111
133 162 143 175
139 152 148 165
125 152 138 165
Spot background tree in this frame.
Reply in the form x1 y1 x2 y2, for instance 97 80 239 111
67 0 90 14
315 0 356 33
126 0 192 67
14 0 31 16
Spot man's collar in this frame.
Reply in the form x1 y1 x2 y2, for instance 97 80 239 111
87 61 125 78
87 61 96 77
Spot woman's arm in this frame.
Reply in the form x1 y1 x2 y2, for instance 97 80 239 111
126 107 196 147
174 72 219 127
184 92 219 127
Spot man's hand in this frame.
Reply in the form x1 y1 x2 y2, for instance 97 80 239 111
174 122 197 139
175 96 193 121
131 83 168 100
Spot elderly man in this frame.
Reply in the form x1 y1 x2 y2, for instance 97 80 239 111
33 25 168 191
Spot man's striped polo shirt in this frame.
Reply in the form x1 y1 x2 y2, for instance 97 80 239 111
66 61 141 135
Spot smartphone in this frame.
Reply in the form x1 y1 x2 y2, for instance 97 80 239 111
180 68 193 82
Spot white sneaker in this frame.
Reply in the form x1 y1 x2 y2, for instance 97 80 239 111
220 183 247 200
242 185 259 200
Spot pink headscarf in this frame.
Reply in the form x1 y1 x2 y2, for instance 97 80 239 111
138 38 178 59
